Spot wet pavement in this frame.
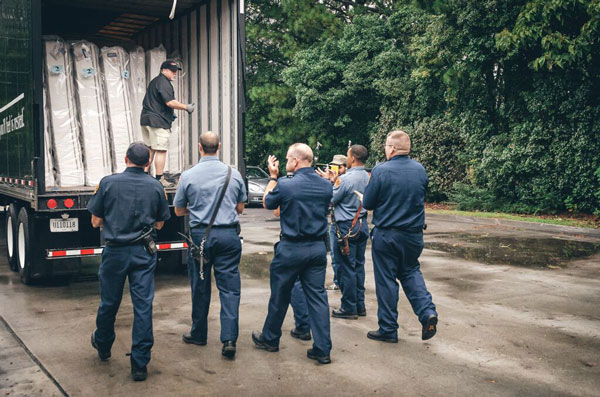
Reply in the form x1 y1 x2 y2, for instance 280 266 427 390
0 209 599 396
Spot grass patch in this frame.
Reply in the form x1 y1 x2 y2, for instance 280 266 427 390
426 208 600 229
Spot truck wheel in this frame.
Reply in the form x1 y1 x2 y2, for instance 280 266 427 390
17 207 34 285
5 203 20 272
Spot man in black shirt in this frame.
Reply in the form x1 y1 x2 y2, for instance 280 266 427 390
141 60 195 186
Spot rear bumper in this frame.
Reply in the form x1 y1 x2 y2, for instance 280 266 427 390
47 241 188 259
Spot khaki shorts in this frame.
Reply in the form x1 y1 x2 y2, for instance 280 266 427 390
141 125 170 151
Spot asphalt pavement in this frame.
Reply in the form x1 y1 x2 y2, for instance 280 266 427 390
0 208 599 396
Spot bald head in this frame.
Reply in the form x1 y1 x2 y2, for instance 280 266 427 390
199 131 220 155
288 143 313 163
285 143 314 172
387 130 411 155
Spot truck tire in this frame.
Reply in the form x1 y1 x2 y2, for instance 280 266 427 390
17 207 34 285
5 203 20 272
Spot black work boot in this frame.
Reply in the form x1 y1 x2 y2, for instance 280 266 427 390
367 330 398 343
251 330 279 352
307 348 331 364
222 341 236 359
91 332 111 361
290 328 311 341
130 357 147 382
332 308 358 319
422 314 438 341
182 332 207 346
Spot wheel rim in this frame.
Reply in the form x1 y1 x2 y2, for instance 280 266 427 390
18 222 26 270
7 214 13 258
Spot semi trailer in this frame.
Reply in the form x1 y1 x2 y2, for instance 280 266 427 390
0 0 246 284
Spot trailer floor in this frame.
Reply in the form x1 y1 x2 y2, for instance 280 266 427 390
0 208 599 396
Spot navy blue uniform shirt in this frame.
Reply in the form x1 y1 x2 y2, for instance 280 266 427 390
140 74 175 129
363 155 428 230
265 167 333 238
87 167 171 243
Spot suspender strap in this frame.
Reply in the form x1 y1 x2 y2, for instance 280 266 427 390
203 166 232 241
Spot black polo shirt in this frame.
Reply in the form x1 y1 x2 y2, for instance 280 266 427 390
140 73 175 129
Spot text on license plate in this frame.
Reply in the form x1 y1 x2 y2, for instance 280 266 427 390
50 218 79 232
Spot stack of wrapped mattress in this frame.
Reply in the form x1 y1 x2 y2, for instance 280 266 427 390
42 39 188 187
42 36 85 187
71 40 113 185
129 46 146 142
165 56 187 177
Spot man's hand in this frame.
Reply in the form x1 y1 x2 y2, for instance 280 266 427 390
267 155 279 178
317 167 338 184
185 103 196 114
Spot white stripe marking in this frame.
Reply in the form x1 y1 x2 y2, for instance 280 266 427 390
0 93 25 114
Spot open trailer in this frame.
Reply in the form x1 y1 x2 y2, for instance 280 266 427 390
0 0 246 283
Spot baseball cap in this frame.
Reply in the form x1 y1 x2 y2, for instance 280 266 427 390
126 142 150 166
160 60 182 72
330 154 347 166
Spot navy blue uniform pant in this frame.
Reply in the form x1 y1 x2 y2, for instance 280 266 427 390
95 244 156 369
290 279 310 333
188 226 241 343
262 240 332 356
333 219 368 314
371 228 437 337
328 224 339 286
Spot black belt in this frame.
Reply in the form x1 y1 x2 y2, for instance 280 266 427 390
280 234 326 242
192 223 238 229
336 215 367 223
377 226 424 233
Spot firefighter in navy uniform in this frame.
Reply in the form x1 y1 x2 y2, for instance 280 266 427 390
252 143 334 364
362 131 438 344
87 142 171 382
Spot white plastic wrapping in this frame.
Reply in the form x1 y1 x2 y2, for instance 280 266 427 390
165 56 187 176
128 46 146 142
145 45 166 83
43 36 85 187
71 41 113 185
101 46 135 172
42 72 57 188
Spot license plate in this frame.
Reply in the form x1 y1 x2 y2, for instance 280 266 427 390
50 218 79 232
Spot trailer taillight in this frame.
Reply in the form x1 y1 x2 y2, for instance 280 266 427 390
63 198 75 208
47 199 58 209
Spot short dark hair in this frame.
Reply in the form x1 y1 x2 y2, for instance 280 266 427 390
350 144 368 164
126 142 150 166
200 132 219 154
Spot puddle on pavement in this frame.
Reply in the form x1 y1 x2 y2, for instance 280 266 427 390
243 240 275 247
239 252 273 279
425 234 600 268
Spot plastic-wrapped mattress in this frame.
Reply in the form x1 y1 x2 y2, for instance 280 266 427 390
129 46 146 142
43 36 85 187
145 45 166 83
101 46 135 172
165 56 186 177
71 41 113 185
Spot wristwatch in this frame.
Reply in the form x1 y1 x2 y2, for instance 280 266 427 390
269 177 278 182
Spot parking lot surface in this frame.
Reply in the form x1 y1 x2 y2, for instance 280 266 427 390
1 208 599 396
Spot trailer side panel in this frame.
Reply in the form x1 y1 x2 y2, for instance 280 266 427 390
0 0 35 182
